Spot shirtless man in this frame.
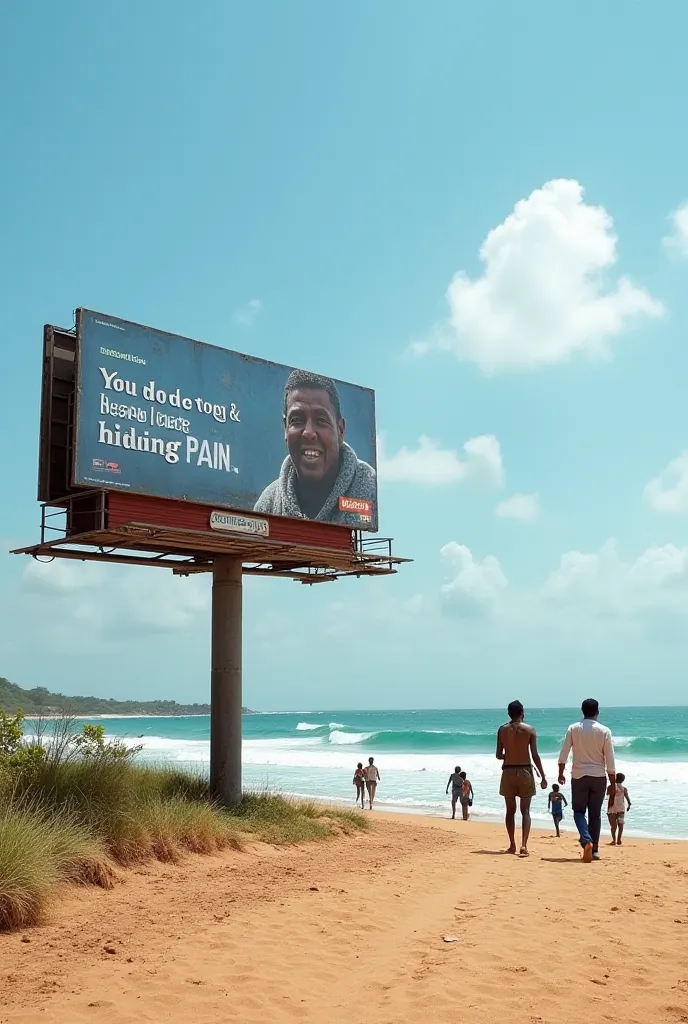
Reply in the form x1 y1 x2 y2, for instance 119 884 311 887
495 700 547 857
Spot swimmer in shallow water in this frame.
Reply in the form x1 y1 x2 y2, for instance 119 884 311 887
364 757 380 810
352 762 366 809
459 772 474 821
445 766 463 820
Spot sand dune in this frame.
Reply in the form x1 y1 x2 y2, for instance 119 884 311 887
1 814 688 1024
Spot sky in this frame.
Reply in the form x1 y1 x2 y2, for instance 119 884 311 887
3 1 688 710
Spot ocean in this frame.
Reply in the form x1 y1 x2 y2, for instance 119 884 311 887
64 707 688 840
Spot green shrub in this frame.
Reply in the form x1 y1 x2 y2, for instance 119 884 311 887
0 710 24 756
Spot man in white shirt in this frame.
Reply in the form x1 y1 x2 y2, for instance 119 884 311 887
558 698 616 863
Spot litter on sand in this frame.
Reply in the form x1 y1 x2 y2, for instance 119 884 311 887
442 936 460 943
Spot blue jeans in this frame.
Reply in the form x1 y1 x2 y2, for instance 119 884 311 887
571 776 607 852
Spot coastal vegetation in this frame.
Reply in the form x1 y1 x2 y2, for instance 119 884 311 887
0 676 255 716
0 711 368 931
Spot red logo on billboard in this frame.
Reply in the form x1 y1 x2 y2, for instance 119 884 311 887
105 461 121 473
339 496 372 521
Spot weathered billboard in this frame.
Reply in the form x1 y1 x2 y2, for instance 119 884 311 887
73 309 378 530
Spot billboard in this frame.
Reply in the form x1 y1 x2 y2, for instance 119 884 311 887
72 310 378 531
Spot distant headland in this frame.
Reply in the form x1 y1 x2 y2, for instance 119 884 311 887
0 677 257 717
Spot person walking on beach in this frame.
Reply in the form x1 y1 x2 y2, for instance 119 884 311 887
353 762 366 809
607 772 631 846
496 700 548 857
459 771 474 821
446 765 463 820
364 757 380 810
548 784 568 838
558 698 616 863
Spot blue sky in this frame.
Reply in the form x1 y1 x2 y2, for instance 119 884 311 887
3 1 688 709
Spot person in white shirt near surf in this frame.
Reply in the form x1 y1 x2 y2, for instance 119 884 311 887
558 698 617 863
364 757 380 810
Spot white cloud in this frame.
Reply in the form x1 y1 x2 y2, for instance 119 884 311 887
233 298 262 327
377 433 503 488
542 539 688 615
644 451 688 513
415 179 663 372
21 559 209 648
436 537 688 625
495 492 540 522
440 542 508 616
23 558 103 593
663 204 688 257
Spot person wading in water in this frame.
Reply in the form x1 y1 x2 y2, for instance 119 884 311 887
496 700 548 857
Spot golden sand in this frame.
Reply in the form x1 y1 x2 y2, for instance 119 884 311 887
1 813 688 1024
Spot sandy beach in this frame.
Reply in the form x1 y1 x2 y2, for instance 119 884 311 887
1 813 688 1024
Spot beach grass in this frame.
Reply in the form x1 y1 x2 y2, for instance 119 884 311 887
232 791 371 844
0 805 114 930
0 715 369 931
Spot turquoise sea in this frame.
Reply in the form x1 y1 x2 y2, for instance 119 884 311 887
67 707 688 839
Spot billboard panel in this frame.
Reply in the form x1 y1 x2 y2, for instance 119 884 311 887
72 310 378 531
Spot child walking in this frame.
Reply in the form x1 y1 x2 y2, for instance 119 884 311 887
548 783 568 837
607 772 631 845
352 762 366 809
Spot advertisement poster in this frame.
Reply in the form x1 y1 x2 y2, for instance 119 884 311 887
73 310 378 531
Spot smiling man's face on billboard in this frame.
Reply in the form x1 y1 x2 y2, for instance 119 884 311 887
284 386 345 490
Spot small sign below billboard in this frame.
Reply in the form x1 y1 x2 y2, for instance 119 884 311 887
72 309 378 531
209 511 270 537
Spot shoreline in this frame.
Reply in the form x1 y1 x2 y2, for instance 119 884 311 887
18 711 688 841
21 713 214 720
280 790 688 842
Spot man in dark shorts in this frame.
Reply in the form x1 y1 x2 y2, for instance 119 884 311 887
496 700 548 856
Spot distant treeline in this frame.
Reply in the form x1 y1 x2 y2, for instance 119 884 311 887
0 677 255 716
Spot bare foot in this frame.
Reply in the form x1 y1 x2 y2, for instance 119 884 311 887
608 840 617 846
617 839 623 846
506 845 517 854
582 842 593 863
519 847 529 857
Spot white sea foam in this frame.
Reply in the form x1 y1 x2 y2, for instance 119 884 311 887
328 730 376 745
296 722 325 731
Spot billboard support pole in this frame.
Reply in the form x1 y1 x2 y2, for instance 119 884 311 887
210 555 243 808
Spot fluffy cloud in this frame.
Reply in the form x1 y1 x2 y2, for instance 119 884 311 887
233 298 262 327
377 433 503 487
21 558 209 648
440 541 508 616
495 493 540 522
644 452 688 513
541 539 688 615
438 537 688 623
415 179 663 372
663 204 688 257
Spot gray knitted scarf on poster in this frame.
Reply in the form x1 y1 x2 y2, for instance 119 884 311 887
254 442 377 528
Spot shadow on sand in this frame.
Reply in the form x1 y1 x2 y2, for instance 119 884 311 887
471 849 519 856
